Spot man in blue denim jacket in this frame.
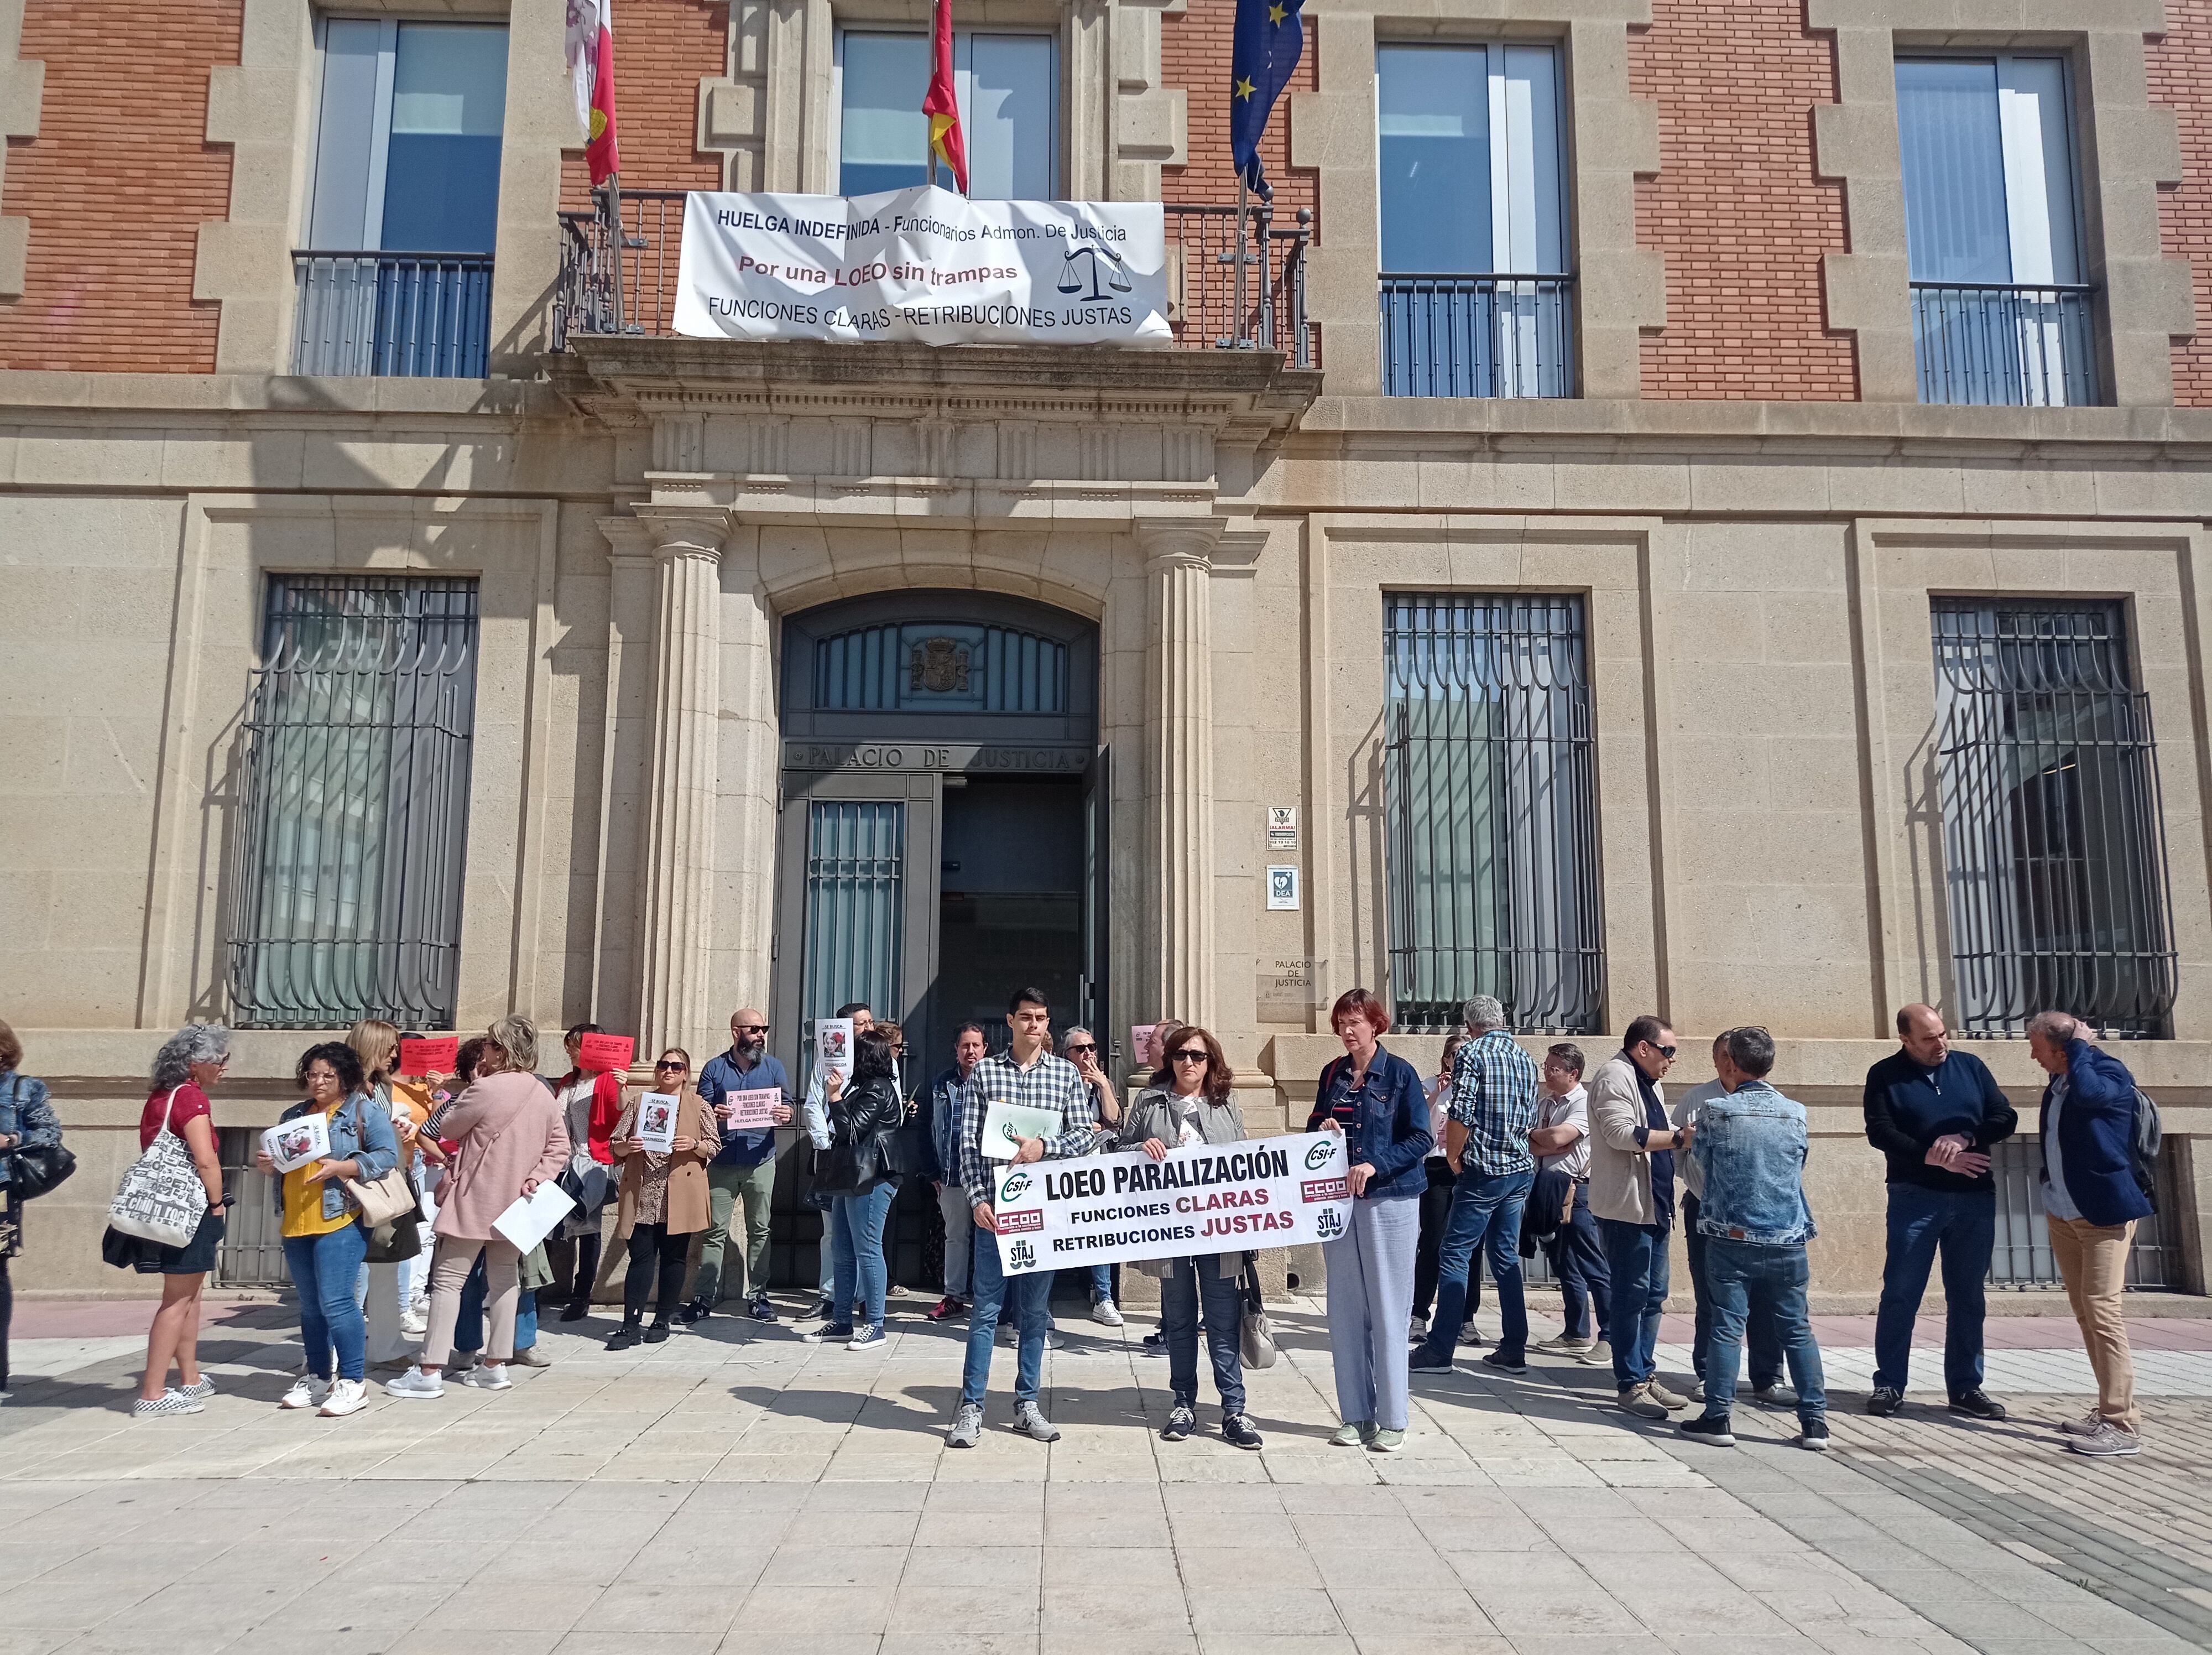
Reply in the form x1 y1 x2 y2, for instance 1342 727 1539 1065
1679 1026 1829 1453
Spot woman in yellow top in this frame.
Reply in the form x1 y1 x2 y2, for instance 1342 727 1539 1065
255 1042 400 1418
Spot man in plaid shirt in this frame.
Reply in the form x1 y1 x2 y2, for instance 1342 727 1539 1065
947 986 1097 1449
1410 993 1543 1378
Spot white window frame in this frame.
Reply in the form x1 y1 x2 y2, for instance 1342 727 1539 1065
828 25 1062 199
1371 40 1568 277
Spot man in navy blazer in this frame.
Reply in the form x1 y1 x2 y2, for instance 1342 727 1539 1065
2027 1011 2153 1458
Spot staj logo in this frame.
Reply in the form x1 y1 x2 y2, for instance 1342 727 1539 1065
1314 1206 1347 1241
1006 1239 1037 1271
1305 1139 1337 1170
999 1170 1033 1201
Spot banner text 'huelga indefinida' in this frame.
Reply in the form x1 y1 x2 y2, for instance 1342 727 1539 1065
672 184 1172 348
992 1133 1353 1274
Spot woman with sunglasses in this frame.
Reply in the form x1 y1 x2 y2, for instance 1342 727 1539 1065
1307 988 1431 1452
385 1016 568 1400
1062 1026 1124 1326
1118 1025 1262 1448
606 1049 720 1350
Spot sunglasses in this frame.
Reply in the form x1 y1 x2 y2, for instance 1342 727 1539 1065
1170 1048 1209 1064
656 1060 689 1073
734 1024 768 1034
1644 1043 1677 1060
1066 1043 1097 1055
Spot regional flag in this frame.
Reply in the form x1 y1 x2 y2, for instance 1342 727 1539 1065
566 0 620 185
1229 0 1304 200
923 0 968 193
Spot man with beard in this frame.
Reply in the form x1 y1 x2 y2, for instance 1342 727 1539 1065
685 1006 795 1324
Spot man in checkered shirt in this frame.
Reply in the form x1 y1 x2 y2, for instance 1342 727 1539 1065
1409 993 1543 1379
946 986 1097 1449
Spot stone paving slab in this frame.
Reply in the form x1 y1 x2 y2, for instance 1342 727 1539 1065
0 1294 2200 1655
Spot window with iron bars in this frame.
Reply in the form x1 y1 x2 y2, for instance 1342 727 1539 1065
1383 595 1603 1034
1931 598 2177 1039
226 575 480 1030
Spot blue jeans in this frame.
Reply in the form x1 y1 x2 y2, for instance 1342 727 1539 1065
283 1222 370 1383
456 1252 538 1354
1874 1184 1994 1397
1546 1180 1611 1341
960 1219 1051 1409
1161 1255 1245 1415
1601 1217 1671 1388
1056 1264 1113 1305
832 1183 897 1330
1421 1168 1532 1361
1686 1195 1780 1388
1700 1238 1825 1429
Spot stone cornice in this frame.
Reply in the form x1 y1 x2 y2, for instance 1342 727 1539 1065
551 335 1323 446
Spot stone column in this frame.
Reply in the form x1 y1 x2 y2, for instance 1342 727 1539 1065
633 506 731 1061
1140 519 1223 1028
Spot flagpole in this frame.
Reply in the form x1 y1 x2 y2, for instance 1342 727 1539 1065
1234 177 1250 351
607 169 625 336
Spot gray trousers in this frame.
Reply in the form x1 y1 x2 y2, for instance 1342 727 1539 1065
937 1182 974 1299
1324 1195 1419 1433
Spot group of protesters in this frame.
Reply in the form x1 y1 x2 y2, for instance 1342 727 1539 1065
0 987 2157 1459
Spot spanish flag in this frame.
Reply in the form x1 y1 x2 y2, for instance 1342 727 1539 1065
922 0 967 193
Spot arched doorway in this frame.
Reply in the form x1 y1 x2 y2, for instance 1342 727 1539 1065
768 591 1107 1289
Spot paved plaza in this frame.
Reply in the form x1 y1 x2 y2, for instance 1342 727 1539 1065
1 1294 2208 1655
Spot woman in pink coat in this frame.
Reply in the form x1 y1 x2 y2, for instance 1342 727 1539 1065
385 1015 568 1401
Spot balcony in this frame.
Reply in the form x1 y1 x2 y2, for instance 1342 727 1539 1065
552 189 1310 366
1911 280 2097 408
1380 274 1574 399
291 252 494 378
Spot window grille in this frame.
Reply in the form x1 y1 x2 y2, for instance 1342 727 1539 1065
800 801 907 1085
1384 595 1602 1034
226 576 479 1029
1986 1138 2173 1289
1932 599 2176 1039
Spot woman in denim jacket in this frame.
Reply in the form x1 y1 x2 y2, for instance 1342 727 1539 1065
256 1040 401 1419
0 1019 62 1397
1306 988 1433 1452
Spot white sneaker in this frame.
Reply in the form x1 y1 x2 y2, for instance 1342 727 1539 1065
1090 1298 1124 1328
1409 1315 1430 1342
182 1376 217 1400
279 1375 329 1411
384 1367 444 1400
458 1362 512 1391
400 1309 429 1336
133 1389 202 1419
319 1379 369 1417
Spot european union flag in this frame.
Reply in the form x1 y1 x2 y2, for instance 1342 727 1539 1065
1229 0 1305 201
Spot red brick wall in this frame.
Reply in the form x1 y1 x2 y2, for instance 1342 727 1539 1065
1161 0 1317 227
0 1 240 372
1630 0 1856 399
560 0 728 209
2151 1 2212 405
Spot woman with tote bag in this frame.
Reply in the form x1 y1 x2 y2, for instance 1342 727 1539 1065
103 1024 233 1419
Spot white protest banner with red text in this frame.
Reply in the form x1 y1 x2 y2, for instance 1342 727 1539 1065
673 184 1171 348
992 1133 1352 1276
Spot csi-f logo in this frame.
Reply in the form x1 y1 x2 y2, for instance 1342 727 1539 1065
1007 1239 1037 1271
999 1170 1033 1201
1314 1206 1347 1241
1305 1139 1337 1170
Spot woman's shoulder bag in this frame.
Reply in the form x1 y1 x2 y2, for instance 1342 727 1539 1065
107 1087 208 1246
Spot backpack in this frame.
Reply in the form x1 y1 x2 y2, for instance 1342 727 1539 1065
2131 1088 2163 1211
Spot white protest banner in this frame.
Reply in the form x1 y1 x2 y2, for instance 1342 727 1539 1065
992 1132 1352 1275
673 184 1172 348
722 1087 781 1131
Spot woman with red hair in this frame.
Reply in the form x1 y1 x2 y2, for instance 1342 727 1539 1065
1307 988 1432 1452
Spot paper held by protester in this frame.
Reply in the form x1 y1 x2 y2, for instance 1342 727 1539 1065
980 1100 1063 1160
673 185 1171 347
636 1092 680 1154
398 1036 458 1076
493 1181 578 1253
992 1131 1352 1274
577 1032 635 1073
723 1087 781 1130
816 1019 855 1084
263 1114 331 1174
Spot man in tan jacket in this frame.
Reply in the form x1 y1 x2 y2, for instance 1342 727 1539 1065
1587 1016 1696 1420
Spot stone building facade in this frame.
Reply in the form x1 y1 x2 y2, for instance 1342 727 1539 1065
3 0 2211 1302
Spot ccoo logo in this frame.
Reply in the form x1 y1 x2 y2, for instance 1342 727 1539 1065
1305 1139 1337 1170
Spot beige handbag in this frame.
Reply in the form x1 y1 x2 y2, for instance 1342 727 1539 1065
343 1165 418 1227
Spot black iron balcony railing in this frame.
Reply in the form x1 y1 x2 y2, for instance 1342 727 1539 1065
554 188 1311 366
291 252 493 378
1911 280 2097 408
1380 273 1574 399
